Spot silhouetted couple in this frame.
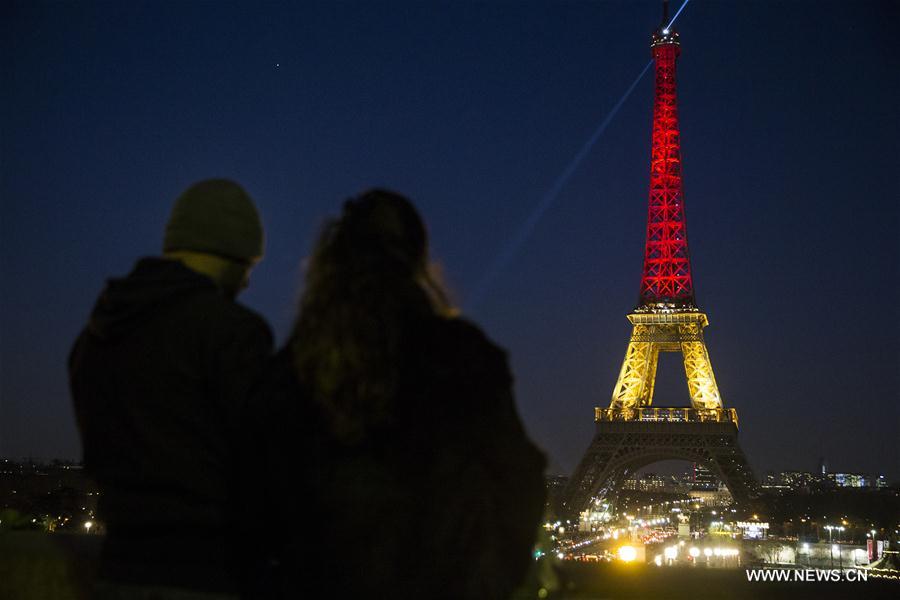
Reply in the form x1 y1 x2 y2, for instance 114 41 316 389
70 180 546 600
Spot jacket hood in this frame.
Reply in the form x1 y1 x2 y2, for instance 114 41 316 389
87 258 217 341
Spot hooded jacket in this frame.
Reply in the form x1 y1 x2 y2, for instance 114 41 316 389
68 257 272 593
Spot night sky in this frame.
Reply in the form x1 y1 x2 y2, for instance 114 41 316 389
2 1 898 481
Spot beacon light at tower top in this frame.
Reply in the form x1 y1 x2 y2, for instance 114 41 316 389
655 0 690 47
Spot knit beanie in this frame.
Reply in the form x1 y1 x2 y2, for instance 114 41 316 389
163 179 264 262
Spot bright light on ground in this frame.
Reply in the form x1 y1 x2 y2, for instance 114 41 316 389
618 545 638 562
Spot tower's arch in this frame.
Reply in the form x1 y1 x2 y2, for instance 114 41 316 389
563 417 757 515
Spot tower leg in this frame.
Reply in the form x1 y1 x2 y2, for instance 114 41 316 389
645 346 660 407
679 325 722 409
610 325 658 410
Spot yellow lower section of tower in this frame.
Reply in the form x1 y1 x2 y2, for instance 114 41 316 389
609 311 724 411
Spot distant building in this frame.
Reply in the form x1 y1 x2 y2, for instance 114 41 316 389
759 470 889 492
688 485 733 507
690 463 718 490
827 472 887 489
775 471 830 492
621 473 681 493
828 473 868 488
760 472 790 493
736 520 769 540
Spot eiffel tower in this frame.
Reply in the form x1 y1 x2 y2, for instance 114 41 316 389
562 2 757 516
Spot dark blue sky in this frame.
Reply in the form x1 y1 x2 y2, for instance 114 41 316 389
2 1 898 480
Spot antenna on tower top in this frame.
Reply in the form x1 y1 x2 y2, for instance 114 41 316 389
655 0 680 45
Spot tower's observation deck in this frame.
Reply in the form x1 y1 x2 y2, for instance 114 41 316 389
595 406 739 427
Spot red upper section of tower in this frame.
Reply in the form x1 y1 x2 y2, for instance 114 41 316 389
638 24 696 310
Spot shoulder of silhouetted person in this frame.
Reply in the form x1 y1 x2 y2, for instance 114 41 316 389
399 314 547 600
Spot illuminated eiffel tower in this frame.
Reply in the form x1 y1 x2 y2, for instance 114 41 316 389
562 2 757 516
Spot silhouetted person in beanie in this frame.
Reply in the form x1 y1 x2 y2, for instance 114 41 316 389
258 190 546 599
69 179 273 599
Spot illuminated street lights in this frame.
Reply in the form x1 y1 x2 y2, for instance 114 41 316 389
836 526 844 570
84 521 93 534
868 529 878 562
823 525 844 542
824 525 845 570
824 526 836 567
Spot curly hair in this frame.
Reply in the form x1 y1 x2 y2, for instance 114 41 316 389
289 189 452 443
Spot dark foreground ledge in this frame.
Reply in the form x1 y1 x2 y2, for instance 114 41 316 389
0 532 101 600
2 533 898 600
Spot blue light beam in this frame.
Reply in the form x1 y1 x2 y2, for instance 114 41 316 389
667 0 690 30
466 59 654 310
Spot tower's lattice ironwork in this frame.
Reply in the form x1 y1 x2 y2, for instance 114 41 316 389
641 28 693 307
562 3 756 516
